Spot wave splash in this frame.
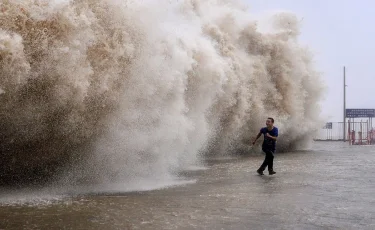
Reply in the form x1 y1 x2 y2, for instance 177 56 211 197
0 0 323 186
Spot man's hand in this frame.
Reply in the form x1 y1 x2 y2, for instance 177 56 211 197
253 132 261 145
266 133 277 140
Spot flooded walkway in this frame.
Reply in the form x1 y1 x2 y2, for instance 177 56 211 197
1 142 375 230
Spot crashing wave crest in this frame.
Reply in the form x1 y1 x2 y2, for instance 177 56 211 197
0 0 323 186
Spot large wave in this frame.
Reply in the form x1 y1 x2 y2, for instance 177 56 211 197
0 0 324 187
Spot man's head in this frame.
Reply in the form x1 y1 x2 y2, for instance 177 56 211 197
266 117 274 128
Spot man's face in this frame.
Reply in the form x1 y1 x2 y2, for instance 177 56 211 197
266 119 273 127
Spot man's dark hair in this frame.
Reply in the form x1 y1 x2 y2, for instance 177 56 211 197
267 117 274 123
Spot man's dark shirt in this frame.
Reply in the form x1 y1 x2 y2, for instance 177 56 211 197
260 127 278 151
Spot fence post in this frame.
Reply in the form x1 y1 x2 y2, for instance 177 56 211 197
348 119 351 144
359 120 363 145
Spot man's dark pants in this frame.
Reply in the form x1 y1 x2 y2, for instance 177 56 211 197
259 148 274 172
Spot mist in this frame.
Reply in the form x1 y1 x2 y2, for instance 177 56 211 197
0 0 324 188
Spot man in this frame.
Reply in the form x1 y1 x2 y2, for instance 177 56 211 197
252 117 278 175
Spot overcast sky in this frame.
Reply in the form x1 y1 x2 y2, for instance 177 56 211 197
247 0 375 121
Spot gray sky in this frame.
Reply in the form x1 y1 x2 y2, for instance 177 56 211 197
248 0 375 121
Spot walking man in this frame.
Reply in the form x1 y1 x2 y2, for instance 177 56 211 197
252 117 278 175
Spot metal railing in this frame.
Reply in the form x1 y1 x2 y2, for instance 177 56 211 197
315 121 374 145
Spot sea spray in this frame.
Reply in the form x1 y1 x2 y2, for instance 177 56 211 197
0 0 324 187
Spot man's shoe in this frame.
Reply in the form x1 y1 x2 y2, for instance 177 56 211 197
269 170 276 175
257 169 264 175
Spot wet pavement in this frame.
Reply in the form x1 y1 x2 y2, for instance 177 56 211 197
1 142 375 230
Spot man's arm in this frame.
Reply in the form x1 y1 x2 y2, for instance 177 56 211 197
266 128 278 140
252 132 262 145
266 133 277 141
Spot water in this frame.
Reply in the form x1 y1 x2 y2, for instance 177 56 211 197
1 142 374 229
1 0 324 186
